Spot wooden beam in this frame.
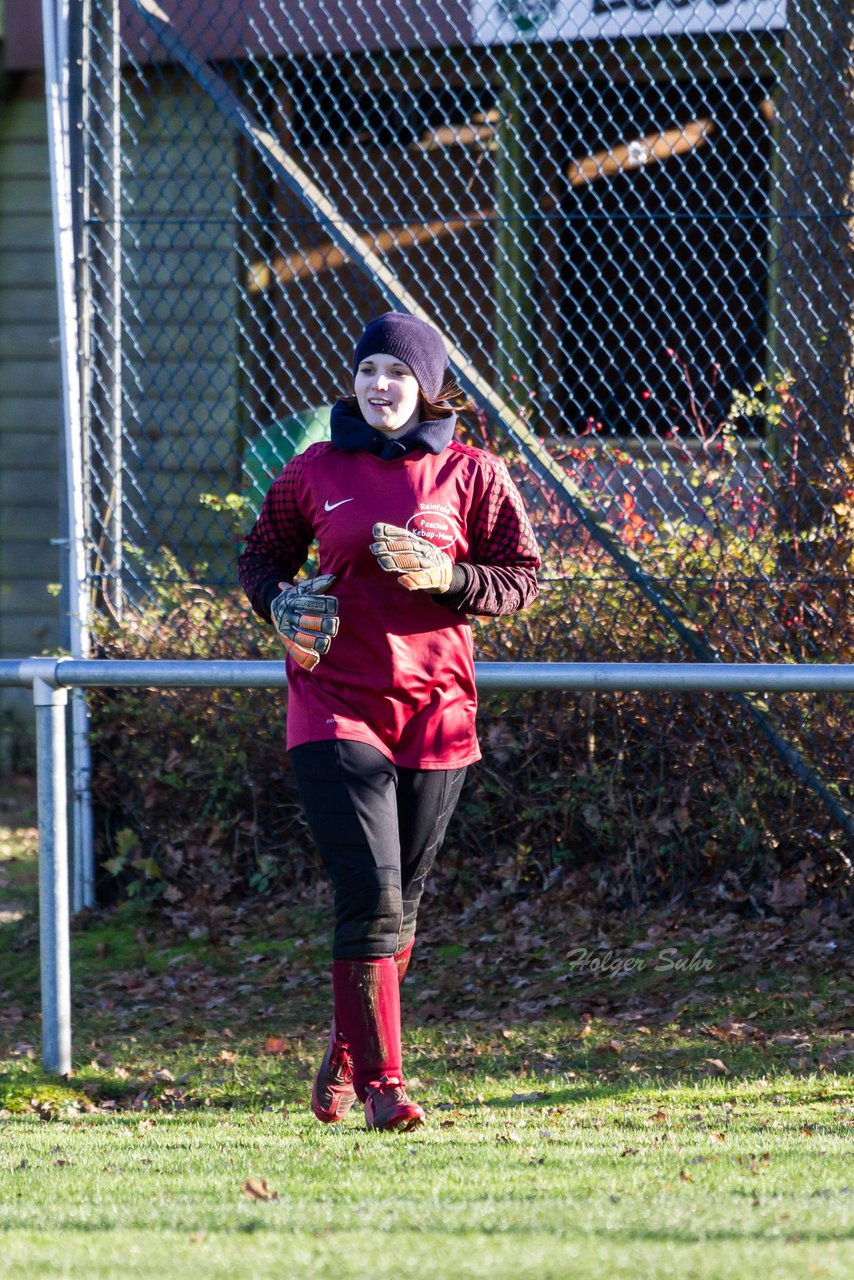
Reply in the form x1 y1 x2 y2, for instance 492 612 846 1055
563 119 714 191
246 117 714 293
414 110 499 153
247 209 496 293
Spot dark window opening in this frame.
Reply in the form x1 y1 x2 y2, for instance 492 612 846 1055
544 74 772 439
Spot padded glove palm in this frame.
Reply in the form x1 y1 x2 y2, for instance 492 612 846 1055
271 574 339 671
370 523 453 593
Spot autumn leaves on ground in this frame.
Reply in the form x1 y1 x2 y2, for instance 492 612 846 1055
1 782 852 1279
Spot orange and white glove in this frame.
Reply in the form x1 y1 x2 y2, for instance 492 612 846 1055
370 523 453 593
271 574 339 671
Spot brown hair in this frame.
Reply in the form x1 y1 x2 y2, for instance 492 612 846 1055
421 376 465 420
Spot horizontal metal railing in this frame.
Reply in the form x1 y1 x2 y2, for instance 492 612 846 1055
4 657 854 693
2 656 853 1076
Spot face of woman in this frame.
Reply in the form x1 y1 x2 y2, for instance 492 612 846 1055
354 352 421 433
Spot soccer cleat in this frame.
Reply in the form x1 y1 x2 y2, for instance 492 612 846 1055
364 1075 426 1132
311 1027 357 1123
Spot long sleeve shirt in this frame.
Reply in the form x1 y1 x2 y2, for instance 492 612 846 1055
238 433 540 768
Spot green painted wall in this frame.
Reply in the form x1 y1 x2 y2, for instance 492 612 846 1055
0 71 62 745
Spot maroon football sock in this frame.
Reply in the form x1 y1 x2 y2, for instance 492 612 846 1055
326 938 414 1055
332 957 403 1101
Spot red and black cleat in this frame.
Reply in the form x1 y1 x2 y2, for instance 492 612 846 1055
311 1029 357 1123
364 1075 426 1132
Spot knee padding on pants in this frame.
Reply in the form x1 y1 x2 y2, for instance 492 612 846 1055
332 865 403 959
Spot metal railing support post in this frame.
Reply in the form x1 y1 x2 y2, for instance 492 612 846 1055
31 669 72 1076
43 0 96 912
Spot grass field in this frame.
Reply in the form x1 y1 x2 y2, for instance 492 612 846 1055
1 783 852 1278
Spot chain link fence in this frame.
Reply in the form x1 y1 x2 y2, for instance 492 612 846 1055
74 1 853 862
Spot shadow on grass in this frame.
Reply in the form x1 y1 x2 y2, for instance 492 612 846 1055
476 1077 842 1109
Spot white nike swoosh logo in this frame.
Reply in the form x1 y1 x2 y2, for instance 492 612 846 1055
324 498 354 511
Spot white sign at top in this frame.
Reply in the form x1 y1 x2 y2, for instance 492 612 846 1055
470 0 787 44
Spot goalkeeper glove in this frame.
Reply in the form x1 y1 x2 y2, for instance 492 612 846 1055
271 574 339 672
370 523 453 593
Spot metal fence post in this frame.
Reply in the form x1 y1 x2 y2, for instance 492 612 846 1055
31 672 72 1077
43 0 96 913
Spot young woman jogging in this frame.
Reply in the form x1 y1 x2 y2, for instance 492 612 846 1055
238 312 540 1131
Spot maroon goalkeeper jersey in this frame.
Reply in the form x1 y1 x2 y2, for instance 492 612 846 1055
239 432 539 768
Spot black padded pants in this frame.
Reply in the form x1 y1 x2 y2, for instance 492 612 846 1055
290 739 466 959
